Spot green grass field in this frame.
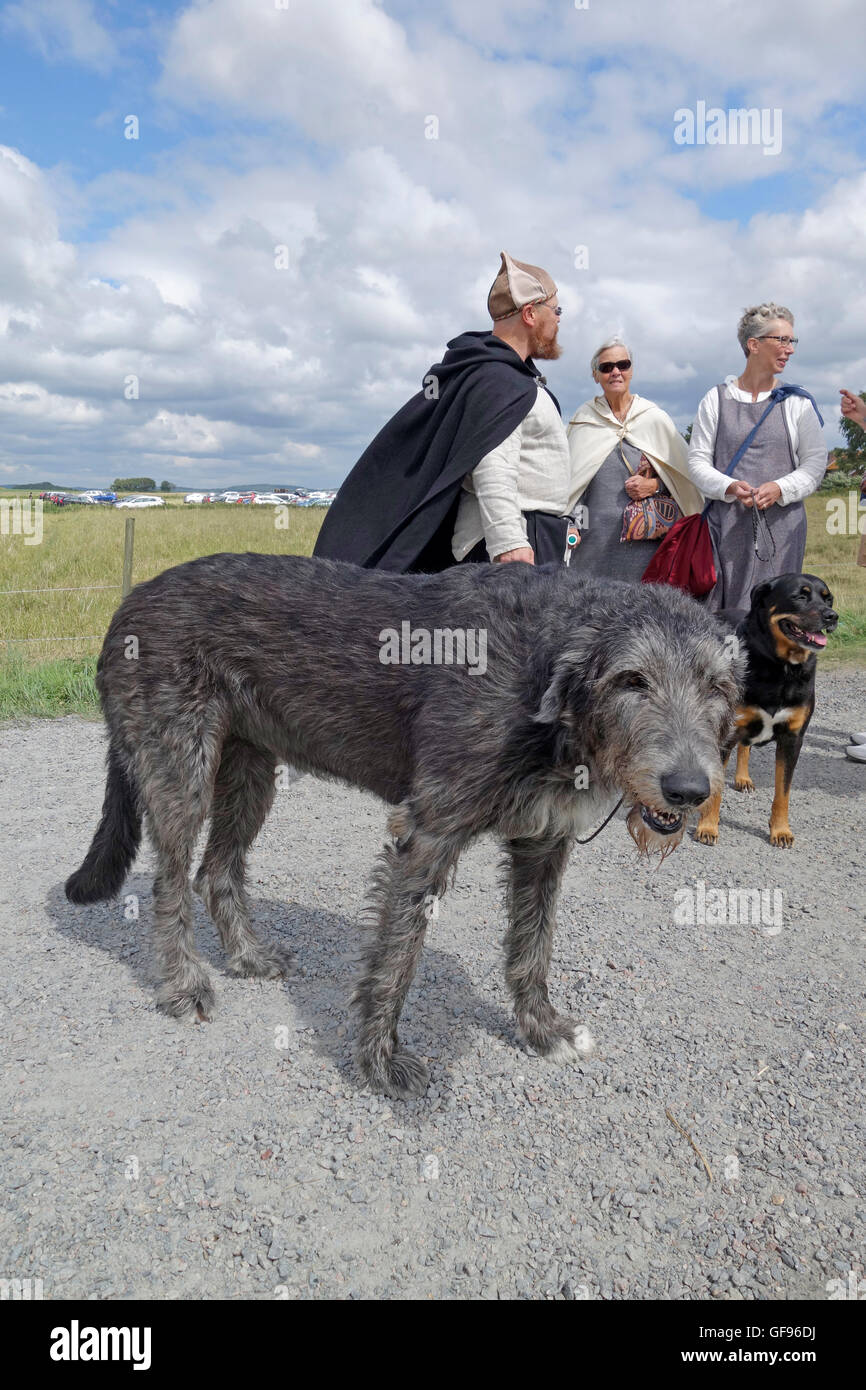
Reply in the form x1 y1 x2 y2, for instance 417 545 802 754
1 487 864 719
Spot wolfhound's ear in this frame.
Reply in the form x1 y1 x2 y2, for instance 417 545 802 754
534 631 596 725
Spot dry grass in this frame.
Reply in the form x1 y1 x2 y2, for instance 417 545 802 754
1 486 864 717
0 499 324 661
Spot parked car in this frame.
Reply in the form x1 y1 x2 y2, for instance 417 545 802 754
185 492 206 504
252 492 286 505
114 495 165 509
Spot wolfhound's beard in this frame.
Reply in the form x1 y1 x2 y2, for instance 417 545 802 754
626 803 687 862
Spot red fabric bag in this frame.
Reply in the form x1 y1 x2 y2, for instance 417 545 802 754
641 509 716 597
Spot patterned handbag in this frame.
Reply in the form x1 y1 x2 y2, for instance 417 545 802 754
618 447 681 542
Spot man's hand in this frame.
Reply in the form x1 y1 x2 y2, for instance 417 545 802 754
840 388 866 428
494 546 535 564
725 480 754 506
624 474 659 500
752 481 782 510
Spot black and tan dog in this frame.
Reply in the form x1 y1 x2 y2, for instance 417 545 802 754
696 573 837 848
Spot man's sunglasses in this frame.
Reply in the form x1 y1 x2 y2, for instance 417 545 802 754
531 299 562 317
598 359 631 374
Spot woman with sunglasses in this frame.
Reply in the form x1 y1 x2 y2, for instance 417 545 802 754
687 303 826 611
565 340 703 580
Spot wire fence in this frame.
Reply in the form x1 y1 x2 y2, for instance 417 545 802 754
1 520 864 655
1 585 118 649
1 518 134 654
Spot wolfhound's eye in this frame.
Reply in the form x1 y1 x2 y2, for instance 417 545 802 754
618 672 649 692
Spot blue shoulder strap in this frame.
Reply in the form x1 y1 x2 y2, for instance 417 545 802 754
701 383 824 517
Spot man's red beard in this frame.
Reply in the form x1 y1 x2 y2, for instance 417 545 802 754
528 326 562 360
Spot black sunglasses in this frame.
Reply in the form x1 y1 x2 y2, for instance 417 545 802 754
598 359 631 374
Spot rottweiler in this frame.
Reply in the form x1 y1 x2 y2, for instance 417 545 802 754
696 572 837 848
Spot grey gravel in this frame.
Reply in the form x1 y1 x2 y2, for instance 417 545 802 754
1 667 864 1301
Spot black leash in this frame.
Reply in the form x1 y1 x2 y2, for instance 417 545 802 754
574 794 625 844
751 501 777 562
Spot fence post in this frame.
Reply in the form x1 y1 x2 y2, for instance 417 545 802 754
121 517 135 597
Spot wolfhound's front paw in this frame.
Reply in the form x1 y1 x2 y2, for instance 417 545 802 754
156 977 216 1022
361 1049 429 1100
522 1015 595 1063
536 1023 594 1061
227 943 295 979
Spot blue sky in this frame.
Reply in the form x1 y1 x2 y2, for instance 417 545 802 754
1 0 865 487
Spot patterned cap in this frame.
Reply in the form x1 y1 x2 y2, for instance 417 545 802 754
487 250 557 321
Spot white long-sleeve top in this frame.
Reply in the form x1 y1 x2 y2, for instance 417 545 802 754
688 376 827 505
451 384 570 561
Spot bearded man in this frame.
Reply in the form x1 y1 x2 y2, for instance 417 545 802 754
313 251 570 571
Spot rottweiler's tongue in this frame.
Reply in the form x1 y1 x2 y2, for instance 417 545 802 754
809 632 827 647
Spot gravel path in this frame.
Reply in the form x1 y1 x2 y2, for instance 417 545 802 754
1 671 864 1301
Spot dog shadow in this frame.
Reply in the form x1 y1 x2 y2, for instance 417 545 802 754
46 877 516 1089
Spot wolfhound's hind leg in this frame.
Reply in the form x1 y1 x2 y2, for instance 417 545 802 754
503 836 595 1063
193 737 294 978
137 719 224 1020
148 801 215 1021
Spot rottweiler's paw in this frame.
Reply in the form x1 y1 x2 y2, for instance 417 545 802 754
733 776 755 793
694 824 719 845
770 826 794 847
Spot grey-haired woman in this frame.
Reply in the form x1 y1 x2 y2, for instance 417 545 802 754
687 303 826 611
566 340 702 581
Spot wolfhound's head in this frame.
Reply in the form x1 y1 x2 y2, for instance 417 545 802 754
535 588 744 858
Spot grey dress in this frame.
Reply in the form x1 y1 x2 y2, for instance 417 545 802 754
571 440 671 582
706 385 807 612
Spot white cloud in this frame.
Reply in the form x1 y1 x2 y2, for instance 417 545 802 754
1 0 865 486
1 0 118 73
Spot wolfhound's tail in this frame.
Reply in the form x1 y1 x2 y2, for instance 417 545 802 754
65 744 142 903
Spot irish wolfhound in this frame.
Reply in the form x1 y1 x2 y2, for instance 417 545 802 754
67 555 741 1099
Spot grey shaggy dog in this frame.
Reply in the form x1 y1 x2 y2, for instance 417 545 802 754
67 554 742 1099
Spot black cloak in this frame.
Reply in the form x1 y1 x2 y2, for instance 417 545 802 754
312 331 560 572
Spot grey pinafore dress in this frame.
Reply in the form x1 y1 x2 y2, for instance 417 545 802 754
705 385 807 612
570 440 671 583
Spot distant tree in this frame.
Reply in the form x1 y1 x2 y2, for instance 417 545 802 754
682 422 693 444
160 480 173 492
113 477 156 492
839 391 866 468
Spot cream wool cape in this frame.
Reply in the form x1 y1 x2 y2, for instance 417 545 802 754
566 394 704 517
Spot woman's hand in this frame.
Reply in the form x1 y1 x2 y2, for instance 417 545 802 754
725 480 754 507
624 474 658 500
840 389 866 428
752 481 782 510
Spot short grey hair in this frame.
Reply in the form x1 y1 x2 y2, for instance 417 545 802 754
737 303 794 357
591 338 632 376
